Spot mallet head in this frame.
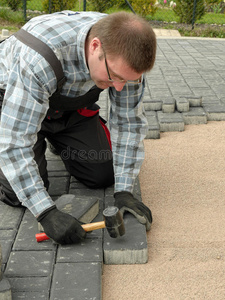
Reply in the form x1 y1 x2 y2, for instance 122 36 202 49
103 206 125 238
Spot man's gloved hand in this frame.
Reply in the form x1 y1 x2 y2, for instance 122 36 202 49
114 191 152 231
37 206 86 244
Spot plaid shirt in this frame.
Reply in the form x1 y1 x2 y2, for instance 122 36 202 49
0 11 148 217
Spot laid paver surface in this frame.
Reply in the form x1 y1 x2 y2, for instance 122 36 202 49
0 32 225 300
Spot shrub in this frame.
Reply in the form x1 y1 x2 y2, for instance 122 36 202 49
131 0 158 17
4 0 21 11
173 0 205 24
87 0 115 13
42 0 76 13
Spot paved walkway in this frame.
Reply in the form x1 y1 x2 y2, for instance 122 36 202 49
153 28 181 37
0 30 225 299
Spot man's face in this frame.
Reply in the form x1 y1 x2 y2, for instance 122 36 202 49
87 38 142 91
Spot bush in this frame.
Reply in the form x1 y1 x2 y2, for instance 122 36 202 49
131 0 158 17
87 0 115 13
4 0 21 11
42 0 77 13
173 0 205 24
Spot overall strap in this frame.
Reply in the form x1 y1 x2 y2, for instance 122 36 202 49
14 29 66 91
13 28 104 119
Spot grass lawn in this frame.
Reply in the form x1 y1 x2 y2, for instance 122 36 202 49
147 7 225 25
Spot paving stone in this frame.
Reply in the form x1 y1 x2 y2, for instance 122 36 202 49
46 159 68 173
0 277 11 300
0 240 13 265
0 204 24 230
57 238 103 263
182 107 207 125
157 111 185 132
203 104 225 121
54 194 99 225
103 213 148 265
50 262 102 300
12 292 49 299
0 230 16 266
103 178 148 265
69 177 104 199
13 210 56 251
0 231 16 241
162 97 175 113
8 277 51 293
143 97 162 111
0 244 2 280
1 264 6 274
220 97 225 104
48 176 70 196
145 111 160 139
5 251 55 277
176 97 190 112
185 95 203 107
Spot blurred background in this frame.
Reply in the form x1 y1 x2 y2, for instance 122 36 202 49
1 0 225 38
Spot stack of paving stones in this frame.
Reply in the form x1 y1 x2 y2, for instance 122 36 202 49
143 38 225 139
0 91 148 299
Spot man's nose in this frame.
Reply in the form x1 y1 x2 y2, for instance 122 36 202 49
112 81 126 92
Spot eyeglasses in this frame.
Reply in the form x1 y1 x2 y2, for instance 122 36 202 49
102 47 142 85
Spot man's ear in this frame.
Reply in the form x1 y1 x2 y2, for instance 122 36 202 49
89 37 101 55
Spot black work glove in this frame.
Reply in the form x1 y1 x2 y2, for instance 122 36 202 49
114 192 152 231
37 206 86 245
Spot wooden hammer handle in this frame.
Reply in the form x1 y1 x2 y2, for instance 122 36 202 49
82 221 105 231
35 221 105 242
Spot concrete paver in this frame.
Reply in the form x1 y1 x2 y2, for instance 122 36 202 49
0 28 225 299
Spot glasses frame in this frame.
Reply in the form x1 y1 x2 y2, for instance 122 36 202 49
102 46 142 85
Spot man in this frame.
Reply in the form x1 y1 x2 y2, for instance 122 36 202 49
0 11 156 244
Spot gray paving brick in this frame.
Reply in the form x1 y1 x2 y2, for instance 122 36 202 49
69 178 104 199
0 244 2 279
203 104 225 121
103 213 148 265
143 97 162 111
157 111 185 132
0 277 11 299
13 210 56 251
12 292 49 299
1 265 6 274
0 240 13 265
191 87 215 97
185 95 203 107
0 231 16 266
220 97 225 104
0 231 16 241
182 107 207 125
145 111 160 139
162 97 175 113
57 238 103 263
103 179 148 265
5 251 55 277
150 89 171 98
48 176 70 196
46 159 68 173
50 262 102 300
8 277 51 292
176 97 189 112
0 204 24 230
55 194 100 224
